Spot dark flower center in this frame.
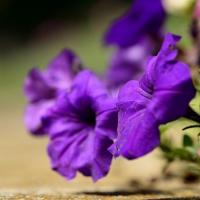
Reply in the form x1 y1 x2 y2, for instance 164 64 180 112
82 108 96 127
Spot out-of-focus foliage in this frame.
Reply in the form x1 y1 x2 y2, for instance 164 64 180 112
163 0 196 15
160 133 200 178
0 0 131 40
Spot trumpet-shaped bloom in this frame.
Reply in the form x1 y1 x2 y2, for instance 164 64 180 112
42 70 118 182
104 0 166 48
24 49 78 135
108 33 196 159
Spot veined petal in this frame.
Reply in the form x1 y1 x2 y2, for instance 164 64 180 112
105 43 151 88
109 110 160 159
46 121 113 182
42 70 118 181
69 70 108 111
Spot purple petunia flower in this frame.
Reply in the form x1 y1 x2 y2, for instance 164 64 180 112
108 33 196 160
42 70 118 182
104 0 166 49
24 49 79 135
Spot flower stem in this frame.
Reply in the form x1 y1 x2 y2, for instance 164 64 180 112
184 106 200 124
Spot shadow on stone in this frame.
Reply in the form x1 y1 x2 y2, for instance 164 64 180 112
79 189 172 196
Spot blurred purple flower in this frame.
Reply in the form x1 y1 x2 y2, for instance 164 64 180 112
104 0 166 89
42 70 118 182
105 40 154 88
108 33 196 160
24 49 78 135
104 0 166 49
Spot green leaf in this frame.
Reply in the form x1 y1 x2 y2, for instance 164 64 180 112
173 148 191 160
185 147 197 155
193 74 200 92
159 120 184 135
183 134 193 147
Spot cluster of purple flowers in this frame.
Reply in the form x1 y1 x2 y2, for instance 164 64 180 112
23 0 196 182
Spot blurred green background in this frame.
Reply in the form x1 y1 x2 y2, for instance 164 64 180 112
0 0 193 108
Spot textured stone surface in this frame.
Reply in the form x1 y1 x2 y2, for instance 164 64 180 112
1 192 200 200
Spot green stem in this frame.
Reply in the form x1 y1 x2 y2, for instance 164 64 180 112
184 106 200 124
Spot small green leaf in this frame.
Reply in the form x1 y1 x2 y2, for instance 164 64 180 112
173 148 191 159
159 120 184 135
183 134 193 147
185 147 197 155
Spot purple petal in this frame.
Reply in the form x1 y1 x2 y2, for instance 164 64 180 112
150 61 196 124
46 49 77 90
69 70 117 117
24 100 54 135
23 49 80 136
44 114 113 182
48 141 77 180
156 33 181 61
141 33 181 87
42 112 85 140
104 0 166 48
109 110 160 159
95 107 118 140
106 41 152 88
24 68 54 102
117 80 150 135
